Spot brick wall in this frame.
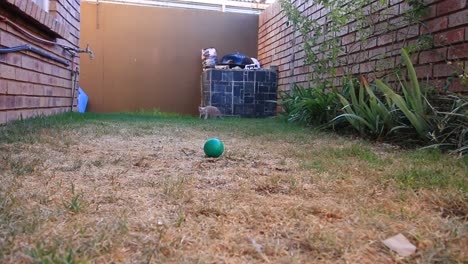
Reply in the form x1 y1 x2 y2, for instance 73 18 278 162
258 0 468 94
0 0 80 124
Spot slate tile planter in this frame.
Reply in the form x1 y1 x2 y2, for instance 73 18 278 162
201 69 277 118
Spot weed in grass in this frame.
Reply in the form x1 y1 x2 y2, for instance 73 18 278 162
65 194 83 214
63 183 83 214
175 209 186 228
27 242 84 264
10 160 35 176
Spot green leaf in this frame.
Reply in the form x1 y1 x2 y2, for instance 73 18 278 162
401 48 425 115
375 80 428 138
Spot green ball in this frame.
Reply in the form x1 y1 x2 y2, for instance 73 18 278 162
204 138 224 158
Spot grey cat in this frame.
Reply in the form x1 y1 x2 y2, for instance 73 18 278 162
199 106 223 119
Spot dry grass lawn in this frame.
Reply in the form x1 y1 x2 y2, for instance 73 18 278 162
0 113 466 263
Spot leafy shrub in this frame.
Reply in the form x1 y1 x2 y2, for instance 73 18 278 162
279 84 339 127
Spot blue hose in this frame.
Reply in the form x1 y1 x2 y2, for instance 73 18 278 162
0 45 70 66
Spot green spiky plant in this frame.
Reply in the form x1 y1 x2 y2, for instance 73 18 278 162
334 76 397 139
375 48 430 140
374 48 466 153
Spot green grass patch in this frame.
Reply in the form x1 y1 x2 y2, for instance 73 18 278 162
403 149 445 164
393 149 467 191
298 143 386 176
306 143 384 167
0 112 320 145
0 113 87 144
405 149 468 170
328 144 382 164
390 167 467 191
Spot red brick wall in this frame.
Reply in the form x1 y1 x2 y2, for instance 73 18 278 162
0 0 80 124
258 0 468 93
